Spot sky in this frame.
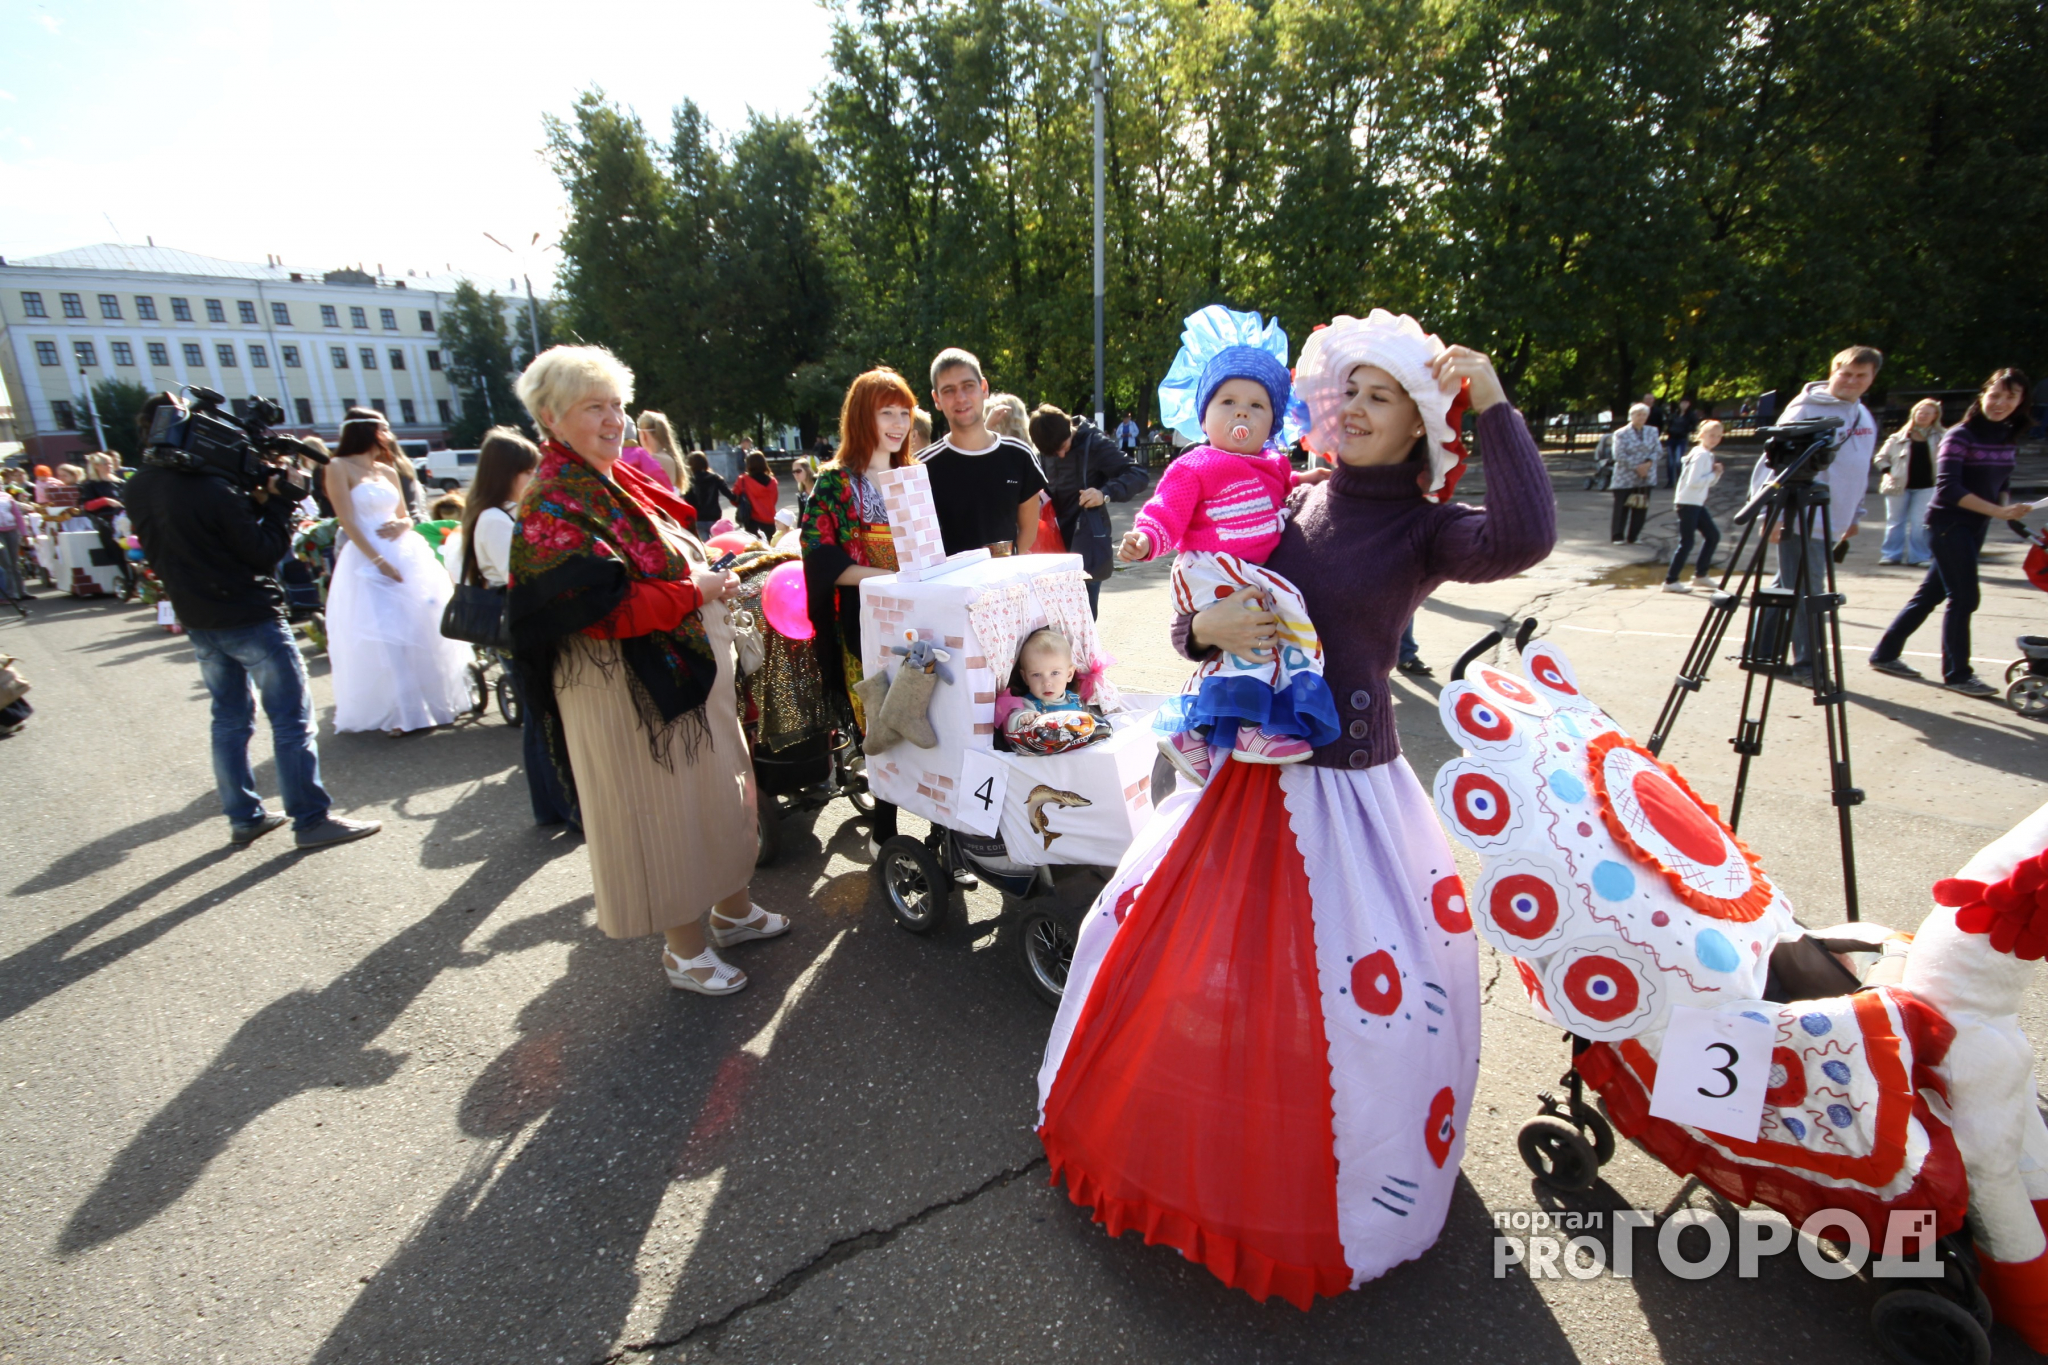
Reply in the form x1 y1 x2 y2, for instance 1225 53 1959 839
0 0 841 291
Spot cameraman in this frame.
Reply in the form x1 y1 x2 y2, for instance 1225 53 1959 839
126 393 380 851
1745 346 1882 684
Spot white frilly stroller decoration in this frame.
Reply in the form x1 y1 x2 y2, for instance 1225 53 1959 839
1434 638 2048 1358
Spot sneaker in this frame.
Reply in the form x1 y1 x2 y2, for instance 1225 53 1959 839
1945 677 2000 699
230 811 289 846
294 816 383 851
1877 558 1902 565
1662 580 1692 594
1692 577 1718 592
1158 729 1213 786
1868 656 1921 679
1783 665 1814 689
1233 726 1313 765
1396 657 1433 677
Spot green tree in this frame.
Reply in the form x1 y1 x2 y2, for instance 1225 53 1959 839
438 280 518 447
724 115 840 444
77 378 153 463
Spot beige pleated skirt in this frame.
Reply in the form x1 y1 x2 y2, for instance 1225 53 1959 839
554 605 756 939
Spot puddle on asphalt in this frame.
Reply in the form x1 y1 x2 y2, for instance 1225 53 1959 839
1585 560 1673 590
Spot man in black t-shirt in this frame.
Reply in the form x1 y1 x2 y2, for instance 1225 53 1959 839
918 348 1047 555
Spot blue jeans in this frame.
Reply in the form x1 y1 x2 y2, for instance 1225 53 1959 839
1399 615 1420 664
1872 516 1988 684
512 668 578 826
1086 577 1102 617
1667 504 1719 582
0 529 21 600
1773 535 1832 668
187 619 332 831
1880 488 1935 564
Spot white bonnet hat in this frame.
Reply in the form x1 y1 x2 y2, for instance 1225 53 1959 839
1289 310 1470 501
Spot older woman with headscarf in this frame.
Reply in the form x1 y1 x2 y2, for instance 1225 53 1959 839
1038 311 1555 1307
508 345 788 995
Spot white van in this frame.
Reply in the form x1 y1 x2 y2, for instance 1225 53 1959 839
417 449 479 491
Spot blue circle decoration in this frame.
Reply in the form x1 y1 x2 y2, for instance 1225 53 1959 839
1555 713 1583 739
1826 1104 1854 1129
1782 1116 1807 1139
1694 927 1741 973
1547 769 1587 803
1741 1011 1771 1025
1822 1060 1852 1084
1592 860 1637 902
1799 1012 1832 1037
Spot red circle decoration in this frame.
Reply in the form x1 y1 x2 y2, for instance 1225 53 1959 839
1766 1046 1808 1108
1431 875 1472 933
1489 874 1561 940
1478 667 1539 705
1425 1086 1457 1168
1586 731 1774 923
1451 773 1511 836
1630 769 1728 867
1351 950 1403 1016
1527 651 1579 695
1454 691 1515 743
1562 954 1641 1022
1113 884 1142 926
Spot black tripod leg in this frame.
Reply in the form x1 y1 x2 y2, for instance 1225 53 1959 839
1648 510 1768 755
1810 498 1864 920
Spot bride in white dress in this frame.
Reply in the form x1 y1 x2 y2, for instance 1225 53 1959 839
323 409 474 734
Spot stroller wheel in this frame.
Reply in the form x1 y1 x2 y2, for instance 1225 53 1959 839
877 835 951 935
1016 906 1079 1007
755 798 782 868
467 662 490 719
495 673 523 727
839 745 877 813
1870 1288 1991 1365
2007 675 2048 720
1518 1115 1599 1193
1571 1099 1617 1166
2006 658 2030 684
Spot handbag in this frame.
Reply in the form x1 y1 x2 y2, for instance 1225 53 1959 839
439 582 509 648
1625 491 1650 511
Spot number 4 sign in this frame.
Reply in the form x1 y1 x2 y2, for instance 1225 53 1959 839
1648 1004 1775 1142
954 749 1010 838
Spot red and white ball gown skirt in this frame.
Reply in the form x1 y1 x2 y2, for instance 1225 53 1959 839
1037 756 1482 1308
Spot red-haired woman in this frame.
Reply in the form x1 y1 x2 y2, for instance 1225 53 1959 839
802 367 918 846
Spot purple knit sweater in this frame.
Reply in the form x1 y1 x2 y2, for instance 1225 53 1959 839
1173 403 1556 770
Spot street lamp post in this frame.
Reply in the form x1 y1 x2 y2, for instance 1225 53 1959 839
78 366 108 452
484 232 549 366
1041 3 1115 429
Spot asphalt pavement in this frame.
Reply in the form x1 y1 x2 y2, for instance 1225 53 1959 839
2 452 2045 1364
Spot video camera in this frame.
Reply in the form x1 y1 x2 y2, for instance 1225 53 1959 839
145 385 328 495
1757 416 1843 484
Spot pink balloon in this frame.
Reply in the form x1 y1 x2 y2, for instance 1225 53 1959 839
759 560 813 640
709 518 738 538
707 532 754 555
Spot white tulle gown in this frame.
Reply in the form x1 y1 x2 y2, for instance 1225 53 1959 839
326 477 474 733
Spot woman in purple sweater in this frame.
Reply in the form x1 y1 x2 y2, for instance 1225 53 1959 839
1036 311 1555 1307
1869 368 2034 695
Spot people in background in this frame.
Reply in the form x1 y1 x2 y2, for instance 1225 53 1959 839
1608 403 1660 544
636 411 687 490
682 450 732 529
732 451 780 539
1875 398 1947 568
1868 368 2033 697
908 408 933 458
1663 418 1726 592
919 349 1046 555
1115 411 1140 453
1027 403 1149 616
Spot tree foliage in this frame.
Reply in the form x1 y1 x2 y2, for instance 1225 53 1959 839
547 0 2047 432
79 377 152 463
438 280 521 448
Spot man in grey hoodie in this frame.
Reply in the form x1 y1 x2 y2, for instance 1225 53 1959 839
1745 345 1882 680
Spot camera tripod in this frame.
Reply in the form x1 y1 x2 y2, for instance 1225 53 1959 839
1644 434 1864 920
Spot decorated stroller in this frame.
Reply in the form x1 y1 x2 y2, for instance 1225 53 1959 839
1433 631 2048 1365
2004 521 2048 720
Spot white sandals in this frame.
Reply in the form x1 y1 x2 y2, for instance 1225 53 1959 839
707 903 791 949
663 947 748 996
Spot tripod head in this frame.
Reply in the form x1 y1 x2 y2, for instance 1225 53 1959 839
1735 417 1844 526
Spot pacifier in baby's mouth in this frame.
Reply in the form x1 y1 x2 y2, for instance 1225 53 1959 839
1229 423 1252 444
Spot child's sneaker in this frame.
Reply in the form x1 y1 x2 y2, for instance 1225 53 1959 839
1158 729 1213 786
1233 726 1313 765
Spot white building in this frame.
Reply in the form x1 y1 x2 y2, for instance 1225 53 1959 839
0 243 514 463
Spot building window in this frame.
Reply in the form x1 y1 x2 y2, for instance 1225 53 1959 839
237 300 258 324
111 340 135 365
294 397 314 425
425 348 442 371
216 344 238 367
183 343 205 366
147 342 170 366
399 398 417 424
34 340 59 366
249 344 269 367
436 399 453 423
270 302 291 326
20 291 46 318
418 309 435 332
99 293 123 319
60 292 85 318
370 398 388 416
331 346 349 369
388 348 406 371
379 308 398 330
136 296 158 320
205 299 226 323
359 347 378 369
52 400 76 430
73 340 97 366
320 304 339 327
171 297 193 322
349 306 368 328
281 345 302 368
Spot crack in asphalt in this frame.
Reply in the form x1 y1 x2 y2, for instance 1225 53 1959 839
601 1153 1050 1361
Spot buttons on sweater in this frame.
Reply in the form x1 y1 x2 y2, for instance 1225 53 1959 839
1348 719 1371 740
1349 688 1371 710
1348 750 1370 769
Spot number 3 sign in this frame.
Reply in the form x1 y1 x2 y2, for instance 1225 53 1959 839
1648 1004 1774 1142
954 749 1011 838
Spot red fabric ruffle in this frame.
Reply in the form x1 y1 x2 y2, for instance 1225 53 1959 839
1039 760 1350 1309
